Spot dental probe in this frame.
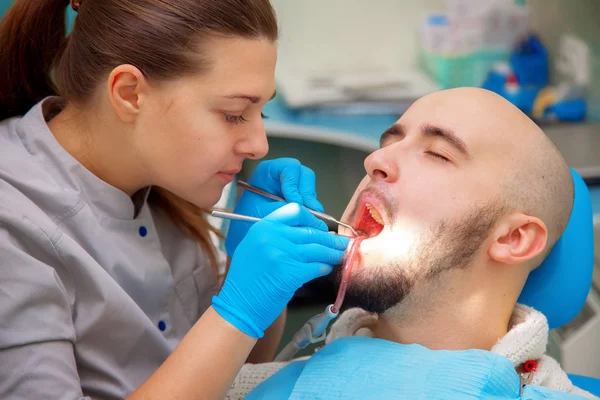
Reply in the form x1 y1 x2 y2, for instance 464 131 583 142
210 210 355 239
237 180 360 236
210 210 260 223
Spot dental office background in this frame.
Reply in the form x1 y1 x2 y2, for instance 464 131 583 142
1 0 599 378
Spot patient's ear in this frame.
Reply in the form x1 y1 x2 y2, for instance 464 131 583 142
488 213 548 266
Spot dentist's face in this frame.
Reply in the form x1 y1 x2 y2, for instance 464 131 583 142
336 89 515 313
136 37 276 208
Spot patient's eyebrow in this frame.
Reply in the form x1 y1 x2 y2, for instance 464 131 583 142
422 124 471 159
379 124 406 147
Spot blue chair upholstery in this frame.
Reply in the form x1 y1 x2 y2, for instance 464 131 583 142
517 169 599 395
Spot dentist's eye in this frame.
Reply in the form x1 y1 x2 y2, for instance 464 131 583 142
224 113 268 124
224 114 248 124
426 151 450 163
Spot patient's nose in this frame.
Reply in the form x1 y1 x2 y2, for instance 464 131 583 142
365 148 399 183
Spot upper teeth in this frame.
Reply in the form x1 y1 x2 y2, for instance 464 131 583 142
366 204 384 225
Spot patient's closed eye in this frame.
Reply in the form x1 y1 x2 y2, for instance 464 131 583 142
426 151 450 162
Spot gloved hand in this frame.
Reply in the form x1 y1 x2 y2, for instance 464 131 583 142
225 158 324 257
213 203 349 338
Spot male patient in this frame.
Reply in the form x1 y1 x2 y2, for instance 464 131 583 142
226 88 596 399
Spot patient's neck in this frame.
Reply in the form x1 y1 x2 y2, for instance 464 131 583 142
372 262 521 351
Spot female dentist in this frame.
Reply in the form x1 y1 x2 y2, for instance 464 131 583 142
0 1 348 399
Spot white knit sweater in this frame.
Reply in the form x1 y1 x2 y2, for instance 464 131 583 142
227 305 598 399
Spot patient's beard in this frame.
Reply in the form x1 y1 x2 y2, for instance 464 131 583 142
335 200 506 314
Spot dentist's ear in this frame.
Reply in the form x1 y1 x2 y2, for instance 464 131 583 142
107 64 148 123
488 213 548 266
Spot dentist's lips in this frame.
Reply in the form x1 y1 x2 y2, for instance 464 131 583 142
216 169 241 183
354 196 386 238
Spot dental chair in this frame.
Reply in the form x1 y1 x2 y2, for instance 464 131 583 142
518 169 599 395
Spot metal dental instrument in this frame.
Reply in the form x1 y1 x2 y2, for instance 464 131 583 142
210 210 260 223
237 180 359 236
274 304 338 362
210 210 354 239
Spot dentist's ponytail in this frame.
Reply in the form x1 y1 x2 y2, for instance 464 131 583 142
0 0 69 120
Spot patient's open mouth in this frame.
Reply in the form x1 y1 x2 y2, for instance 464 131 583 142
355 201 385 238
333 198 386 313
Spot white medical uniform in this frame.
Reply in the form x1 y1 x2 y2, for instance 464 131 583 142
0 98 220 399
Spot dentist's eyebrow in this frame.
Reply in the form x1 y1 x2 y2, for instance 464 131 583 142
379 123 406 147
222 90 277 104
421 124 472 160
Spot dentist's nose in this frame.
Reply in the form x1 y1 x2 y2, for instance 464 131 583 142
364 147 399 183
236 125 269 160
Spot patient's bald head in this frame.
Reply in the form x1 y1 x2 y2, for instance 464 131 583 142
453 88 572 260
492 96 574 259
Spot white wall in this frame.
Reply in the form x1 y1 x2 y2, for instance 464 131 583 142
271 0 445 75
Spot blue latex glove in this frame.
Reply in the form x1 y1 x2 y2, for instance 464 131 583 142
247 336 587 399
225 158 324 257
213 203 349 338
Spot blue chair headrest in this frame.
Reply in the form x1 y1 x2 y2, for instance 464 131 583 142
518 169 595 329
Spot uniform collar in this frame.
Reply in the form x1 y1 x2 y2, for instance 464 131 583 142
16 97 150 220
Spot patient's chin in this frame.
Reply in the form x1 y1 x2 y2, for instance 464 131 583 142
334 263 414 314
